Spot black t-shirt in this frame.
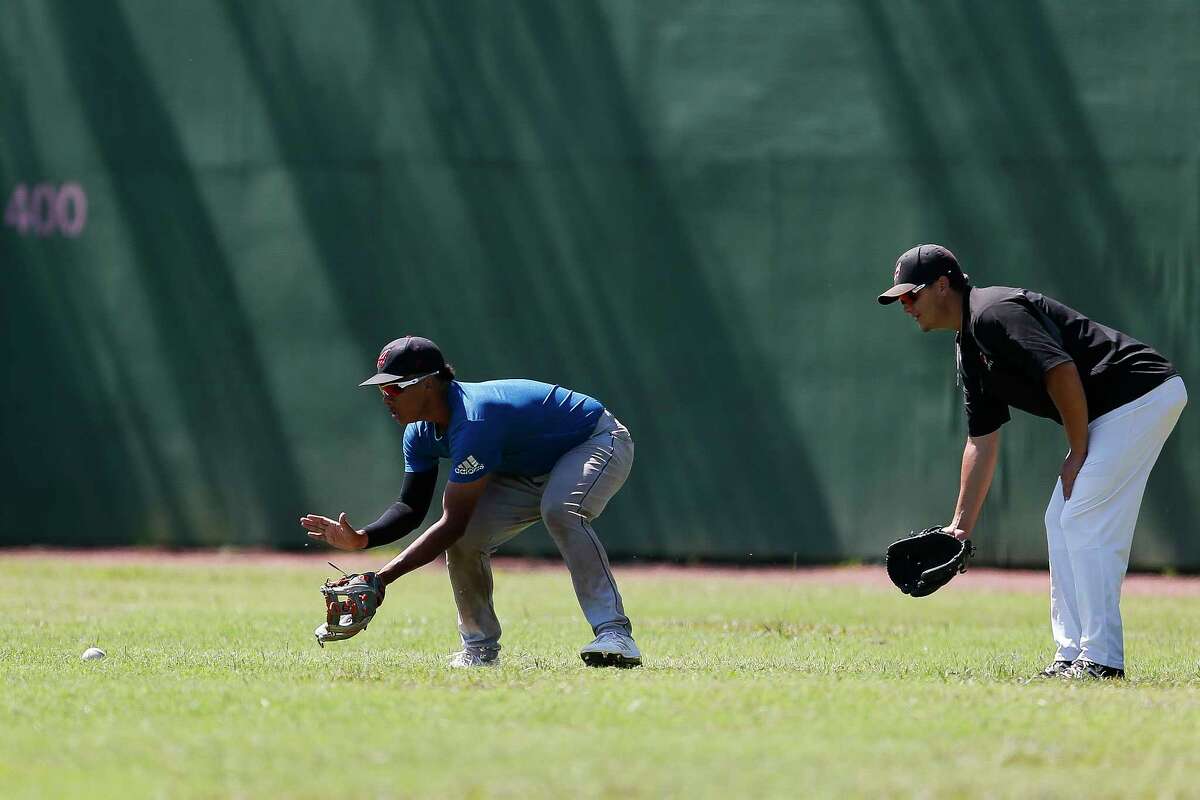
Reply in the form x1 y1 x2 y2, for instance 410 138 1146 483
956 287 1177 437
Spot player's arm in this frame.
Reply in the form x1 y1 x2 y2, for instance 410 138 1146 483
947 429 1000 538
300 468 438 551
1044 361 1089 499
376 475 491 586
954 337 1006 539
361 468 439 547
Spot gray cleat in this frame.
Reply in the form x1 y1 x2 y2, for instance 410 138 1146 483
448 648 500 668
579 630 642 668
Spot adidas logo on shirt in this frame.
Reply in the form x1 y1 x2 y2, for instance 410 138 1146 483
454 455 485 476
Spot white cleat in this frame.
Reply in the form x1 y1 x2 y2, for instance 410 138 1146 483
448 648 500 668
579 630 642 668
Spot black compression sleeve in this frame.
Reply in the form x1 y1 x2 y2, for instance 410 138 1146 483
363 468 438 548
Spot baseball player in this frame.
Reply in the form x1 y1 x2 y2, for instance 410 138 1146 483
300 336 641 668
879 244 1186 679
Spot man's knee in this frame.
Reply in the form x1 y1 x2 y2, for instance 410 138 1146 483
445 534 488 569
1044 503 1060 533
541 500 585 534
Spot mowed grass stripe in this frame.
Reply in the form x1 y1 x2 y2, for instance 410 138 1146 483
3 557 1198 799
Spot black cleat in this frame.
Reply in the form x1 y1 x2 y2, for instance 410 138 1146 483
1033 659 1074 679
1064 658 1125 680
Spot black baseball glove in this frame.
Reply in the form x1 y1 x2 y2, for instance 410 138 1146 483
885 527 975 597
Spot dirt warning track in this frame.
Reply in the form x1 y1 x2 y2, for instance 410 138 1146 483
5 547 1200 596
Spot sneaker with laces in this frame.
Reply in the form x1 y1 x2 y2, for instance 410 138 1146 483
579 630 641 668
1033 659 1074 679
1064 658 1124 680
448 648 500 668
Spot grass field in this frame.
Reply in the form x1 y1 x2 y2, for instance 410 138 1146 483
4 553 1200 799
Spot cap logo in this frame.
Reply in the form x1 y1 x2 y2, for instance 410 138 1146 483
376 345 393 371
893 263 901 283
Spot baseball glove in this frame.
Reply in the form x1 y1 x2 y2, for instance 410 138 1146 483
885 528 975 597
314 565 385 647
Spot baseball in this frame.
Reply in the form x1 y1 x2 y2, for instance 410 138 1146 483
81 647 106 661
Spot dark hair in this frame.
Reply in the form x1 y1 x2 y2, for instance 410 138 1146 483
948 271 971 292
436 363 457 382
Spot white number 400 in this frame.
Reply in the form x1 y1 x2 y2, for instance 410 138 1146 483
4 182 88 238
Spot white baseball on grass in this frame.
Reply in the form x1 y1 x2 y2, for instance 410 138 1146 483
81 647 106 661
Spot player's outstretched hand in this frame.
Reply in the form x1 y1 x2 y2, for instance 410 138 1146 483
300 512 367 550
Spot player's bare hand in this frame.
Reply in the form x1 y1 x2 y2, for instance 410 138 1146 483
300 512 367 550
1060 450 1087 501
941 526 969 541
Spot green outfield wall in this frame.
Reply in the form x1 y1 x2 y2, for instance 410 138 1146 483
2 1 1197 568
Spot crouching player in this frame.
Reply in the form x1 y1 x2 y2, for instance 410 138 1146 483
301 336 640 668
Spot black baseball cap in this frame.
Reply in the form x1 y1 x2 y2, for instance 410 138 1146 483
359 336 446 386
877 244 963 305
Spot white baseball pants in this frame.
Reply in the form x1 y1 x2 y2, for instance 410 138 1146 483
1045 376 1187 669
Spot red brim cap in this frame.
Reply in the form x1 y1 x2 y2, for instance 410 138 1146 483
877 283 919 305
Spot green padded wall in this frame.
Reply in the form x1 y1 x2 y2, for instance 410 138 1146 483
2 1 1196 567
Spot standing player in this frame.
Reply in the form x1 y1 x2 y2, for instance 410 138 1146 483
878 245 1186 679
300 336 641 668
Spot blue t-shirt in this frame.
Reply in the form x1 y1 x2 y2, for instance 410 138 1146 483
403 380 605 482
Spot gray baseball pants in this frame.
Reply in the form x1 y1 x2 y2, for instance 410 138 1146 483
445 411 634 653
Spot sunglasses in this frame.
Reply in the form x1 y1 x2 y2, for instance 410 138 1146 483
900 283 928 303
378 372 438 398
